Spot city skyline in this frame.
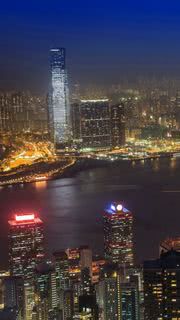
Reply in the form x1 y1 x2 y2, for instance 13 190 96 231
1 2 180 318
3 203 179 319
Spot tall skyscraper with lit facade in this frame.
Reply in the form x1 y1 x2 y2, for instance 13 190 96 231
71 99 111 149
8 213 44 278
110 103 125 147
121 282 140 320
144 250 180 320
103 203 133 266
8 213 44 320
49 48 70 146
96 271 121 320
3 276 24 319
96 266 140 320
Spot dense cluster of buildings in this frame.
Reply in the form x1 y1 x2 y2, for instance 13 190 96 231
48 48 125 150
0 92 48 136
0 48 180 318
2 48 180 151
71 99 125 150
0 204 179 319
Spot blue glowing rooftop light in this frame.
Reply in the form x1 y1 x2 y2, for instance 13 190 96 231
111 204 116 211
106 202 130 215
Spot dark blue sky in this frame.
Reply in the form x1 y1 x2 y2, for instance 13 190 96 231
1 0 180 93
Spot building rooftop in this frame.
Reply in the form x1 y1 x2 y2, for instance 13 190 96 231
104 202 131 215
8 213 43 226
144 250 180 269
160 237 180 253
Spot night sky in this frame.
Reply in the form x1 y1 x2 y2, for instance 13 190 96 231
1 0 180 93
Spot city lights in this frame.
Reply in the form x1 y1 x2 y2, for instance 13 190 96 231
1 2 180 318
15 214 35 222
49 48 70 145
116 204 123 211
110 204 116 211
104 203 134 266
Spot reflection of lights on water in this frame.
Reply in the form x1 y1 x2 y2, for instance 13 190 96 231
35 181 47 190
131 161 136 167
170 158 177 170
153 159 159 172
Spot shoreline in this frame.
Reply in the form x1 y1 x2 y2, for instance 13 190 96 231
0 152 175 188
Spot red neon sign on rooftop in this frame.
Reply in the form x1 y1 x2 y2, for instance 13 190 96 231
15 214 35 222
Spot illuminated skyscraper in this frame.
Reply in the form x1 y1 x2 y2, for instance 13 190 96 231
3 277 24 319
80 246 92 278
66 248 81 282
96 270 121 320
103 203 133 266
144 250 180 320
32 262 60 320
121 282 140 320
8 213 44 320
53 251 70 292
96 266 140 320
110 103 125 147
8 213 44 278
53 251 70 316
71 99 111 149
49 48 70 146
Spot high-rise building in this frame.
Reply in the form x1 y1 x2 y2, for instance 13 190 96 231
31 261 63 320
110 104 125 147
121 282 140 320
3 277 24 320
66 248 81 282
0 270 10 310
72 99 111 149
8 213 44 320
103 203 133 266
92 257 106 284
124 268 144 320
53 251 70 291
63 289 74 320
96 266 140 320
80 268 92 296
49 48 70 147
96 270 121 320
0 93 11 133
78 295 99 320
53 251 70 315
8 213 44 278
0 92 48 135
143 250 180 320
72 282 82 316
80 246 92 278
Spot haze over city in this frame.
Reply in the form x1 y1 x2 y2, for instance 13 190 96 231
1 1 180 92
1 1 180 320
